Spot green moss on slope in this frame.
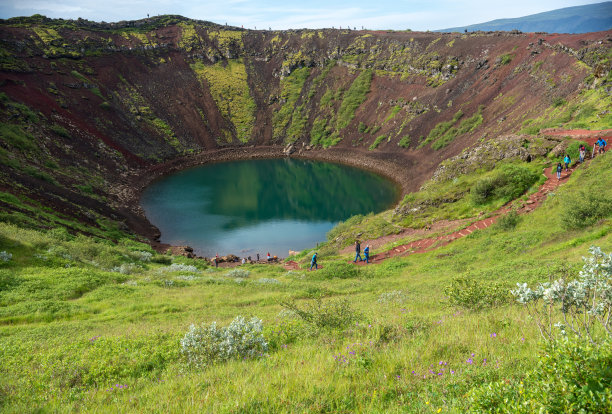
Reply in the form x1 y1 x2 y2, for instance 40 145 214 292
191 59 256 143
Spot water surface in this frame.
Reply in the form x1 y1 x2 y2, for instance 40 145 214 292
140 158 398 257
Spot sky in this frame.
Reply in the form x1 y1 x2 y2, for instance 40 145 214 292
0 0 605 31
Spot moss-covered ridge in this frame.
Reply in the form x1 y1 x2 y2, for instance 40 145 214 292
0 15 610 243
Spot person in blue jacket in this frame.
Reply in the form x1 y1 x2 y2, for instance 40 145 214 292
563 154 571 172
556 162 562 180
310 252 318 271
596 138 607 154
363 245 370 264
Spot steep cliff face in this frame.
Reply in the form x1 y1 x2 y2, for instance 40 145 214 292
0 15 610 242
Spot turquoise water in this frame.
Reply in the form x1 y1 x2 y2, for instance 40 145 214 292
140 158 399 257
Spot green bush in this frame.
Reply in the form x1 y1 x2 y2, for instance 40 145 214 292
494 211 521 230
471 164 539 205
180 316 268 368
280 298 361 329
560 191 612 229
397 136 410 148
468 338 612 413
444 277 509 310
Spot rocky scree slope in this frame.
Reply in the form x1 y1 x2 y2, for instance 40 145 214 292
0 15 610 244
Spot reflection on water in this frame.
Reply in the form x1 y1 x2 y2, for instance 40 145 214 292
140 158 398 257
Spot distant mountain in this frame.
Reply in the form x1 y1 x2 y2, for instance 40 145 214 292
437 1 612 34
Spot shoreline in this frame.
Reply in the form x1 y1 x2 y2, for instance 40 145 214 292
124 145 426 255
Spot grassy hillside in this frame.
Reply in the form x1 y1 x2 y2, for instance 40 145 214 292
0 15 611 412
1 152 610 412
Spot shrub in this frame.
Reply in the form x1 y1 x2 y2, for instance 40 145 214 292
560 191 612 229
552 97 567 107
160 263 199 273
180 316 268 367
0 251 12 262
397 136 410 148
280 298 361 329
471 164 539 205
225 268 250 278
317 261 360 279
444 277 509 310
511 246 611 343
468 337 612 413
494 211 521 230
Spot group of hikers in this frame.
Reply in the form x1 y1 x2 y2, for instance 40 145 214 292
309 240 371 271
555 138 607 180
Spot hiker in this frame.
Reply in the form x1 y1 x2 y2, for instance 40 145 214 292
563 154 571 172
310 252 318 270
596 138 607 154
579 145 586 163
364 245 370 264
267 252 271 261
556 162 562 180
241 257 246 265
353 240 363 263
257 253 260 261
214 254 219 268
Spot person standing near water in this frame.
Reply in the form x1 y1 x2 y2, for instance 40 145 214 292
310 252 318 270
364 245 370 264
354 240 363 263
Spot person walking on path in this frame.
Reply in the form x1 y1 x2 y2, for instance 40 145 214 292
579 145 586 163
310 252 318 271
556 162 563 180
596 138 607 154
563 154 571 172
364 245 370 264
353 240 363 262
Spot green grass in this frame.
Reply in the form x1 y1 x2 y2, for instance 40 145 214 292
273 67 311 142
418 109 463 149
191 59 256 143
336 70 373 131
0 147 610 412
368 134 386 150
0 122 37 152
398 135 411 148
521 87 612 134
